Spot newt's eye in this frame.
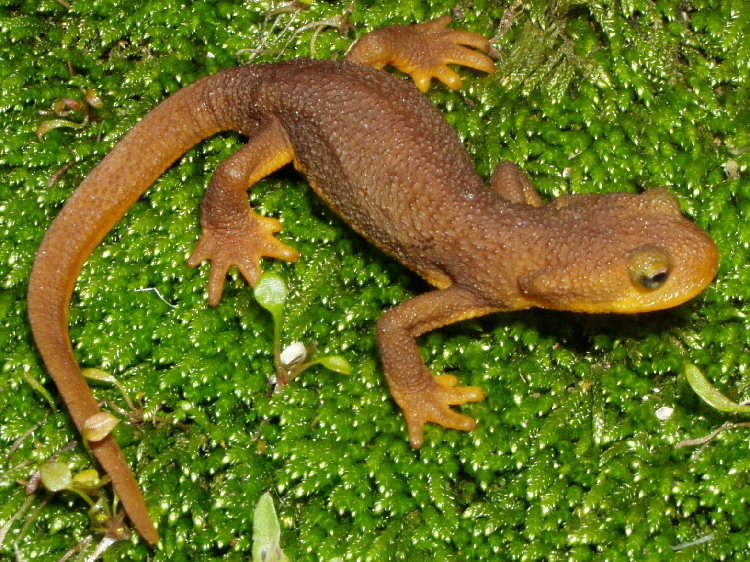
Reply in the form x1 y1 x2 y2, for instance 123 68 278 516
630 247 670 290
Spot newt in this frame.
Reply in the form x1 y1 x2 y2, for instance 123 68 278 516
27 16 718 545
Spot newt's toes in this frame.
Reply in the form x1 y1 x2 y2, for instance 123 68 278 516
393 373 486 448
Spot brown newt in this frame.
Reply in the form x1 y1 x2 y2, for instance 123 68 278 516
27 16 718 545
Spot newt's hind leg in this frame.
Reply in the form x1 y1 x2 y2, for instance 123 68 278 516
345 14 495 92
187 115 299 306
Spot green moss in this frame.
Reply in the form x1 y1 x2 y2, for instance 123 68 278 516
2 0 749 559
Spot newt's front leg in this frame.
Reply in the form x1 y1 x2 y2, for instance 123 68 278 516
377 285 501 447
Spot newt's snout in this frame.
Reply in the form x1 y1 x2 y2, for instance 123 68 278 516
517 189 719 313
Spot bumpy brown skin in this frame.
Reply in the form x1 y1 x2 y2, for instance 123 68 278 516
27 16 718 544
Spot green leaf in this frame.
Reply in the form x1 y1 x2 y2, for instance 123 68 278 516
39 462 73 492
82 412 120 442
82 367 135 411
23 372 57 411
308 355 352 376
81 367 117 384
252 492 289 562
71 468 107 492
254 272 288 321
684 364 750 414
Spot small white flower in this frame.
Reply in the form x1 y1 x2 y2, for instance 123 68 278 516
655 406 674 421
280 342 307 367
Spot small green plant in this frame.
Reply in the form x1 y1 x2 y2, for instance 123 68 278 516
22 372 57 411
252 492 289 562
253 271 351 392
2 457 128 558
251 491 345 561
82 367 172 429
39 462 110 511
240 1 354 61
684 363 750 414
674 364 750 452
36 88 104 140
12 373 130 555
83 367 138 413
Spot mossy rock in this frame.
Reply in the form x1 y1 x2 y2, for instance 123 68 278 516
1 0 748 559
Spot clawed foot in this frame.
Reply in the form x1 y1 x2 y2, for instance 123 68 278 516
347 15 496 92
187 213 299 306
391 372 485 448
408 15 496 91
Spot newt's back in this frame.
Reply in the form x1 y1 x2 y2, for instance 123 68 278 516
245 58 495 284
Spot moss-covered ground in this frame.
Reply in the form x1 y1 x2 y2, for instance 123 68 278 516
1 0 749 559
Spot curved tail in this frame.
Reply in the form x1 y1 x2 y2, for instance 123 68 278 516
27 66 259 545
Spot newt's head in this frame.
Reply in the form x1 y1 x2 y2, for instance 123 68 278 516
518 187 719 313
